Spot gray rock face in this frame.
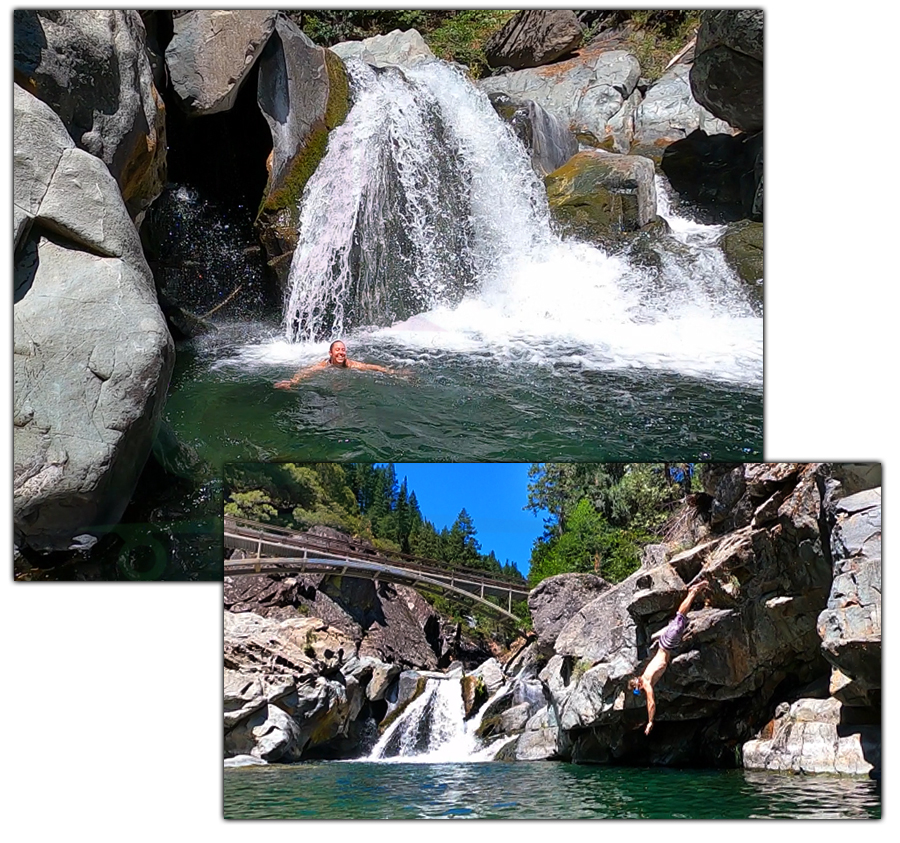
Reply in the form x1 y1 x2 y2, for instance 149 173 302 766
528 572 611 655
166 9 277 115
743 698 880 776
690 9 763 133
224 573 441 670
484 10 583 70
817 488 881 703
479 49 641 145
13 9 166 217
546 464 837 766
330 29 435 68
633 63 733 149
13 85 174 553
488 92 578 176
224 610 377 762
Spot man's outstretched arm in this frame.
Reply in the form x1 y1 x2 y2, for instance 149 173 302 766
644 682 656 735
676 580 708 616
274 359 328 389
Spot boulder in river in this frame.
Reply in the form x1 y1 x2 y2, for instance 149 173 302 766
545 149 658 245
488 92 578 177
14 84 174 554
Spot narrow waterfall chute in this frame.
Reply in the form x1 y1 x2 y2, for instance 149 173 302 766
367 673 516 764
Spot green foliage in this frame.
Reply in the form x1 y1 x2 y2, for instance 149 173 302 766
293 10 429 47
526 464 689 588
424 10 517 78
224 489 278 522
623 10 702 82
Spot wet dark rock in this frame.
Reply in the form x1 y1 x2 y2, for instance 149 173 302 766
691 10 763 134
484 10 583 70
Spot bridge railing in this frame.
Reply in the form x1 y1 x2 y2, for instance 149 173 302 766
224 516 530 600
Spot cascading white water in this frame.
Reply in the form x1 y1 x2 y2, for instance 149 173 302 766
367 674 515 764
284 59 550 342
278 56 762 386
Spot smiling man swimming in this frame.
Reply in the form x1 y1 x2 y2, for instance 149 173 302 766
274 340 394 389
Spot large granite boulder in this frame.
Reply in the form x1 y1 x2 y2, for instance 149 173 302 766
13 84 174 553
165 9 277 115
484 10 583 70
528 572 611 656
690 9 763 134
479 48 641 146
488 92 578 177
545 149 657 244
632 63 734 153
817 487 881 705
13 9 166 217
256 15 350 286
743 698 879 776
330 29 435 68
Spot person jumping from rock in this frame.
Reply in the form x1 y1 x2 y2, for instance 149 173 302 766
274 340 396 389
627 579 709 735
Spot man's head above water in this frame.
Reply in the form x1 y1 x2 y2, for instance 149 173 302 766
274 340 399 389
328 340 348 367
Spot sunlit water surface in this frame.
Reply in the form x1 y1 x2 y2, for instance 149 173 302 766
223 761 880 820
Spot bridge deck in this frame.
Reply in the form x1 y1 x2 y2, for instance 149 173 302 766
224 517 529 627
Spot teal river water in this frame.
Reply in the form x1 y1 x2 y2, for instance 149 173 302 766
223 761 880 820
165 321 762 463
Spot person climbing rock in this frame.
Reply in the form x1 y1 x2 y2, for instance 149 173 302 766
627 579 709 735
274 340 395 388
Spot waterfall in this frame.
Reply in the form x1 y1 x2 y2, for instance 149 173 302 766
276 56 762 387
284 59 551 342
367 673 515 764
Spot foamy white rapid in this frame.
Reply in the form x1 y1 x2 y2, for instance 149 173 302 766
259 56 763 386
367 674 515 764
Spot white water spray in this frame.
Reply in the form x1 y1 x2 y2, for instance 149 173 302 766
368 674 515 764
269 56 762 386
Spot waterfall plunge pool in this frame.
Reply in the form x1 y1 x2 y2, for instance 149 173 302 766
164 59 762 464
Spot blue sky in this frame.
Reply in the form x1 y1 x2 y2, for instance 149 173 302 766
387 463 548 576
